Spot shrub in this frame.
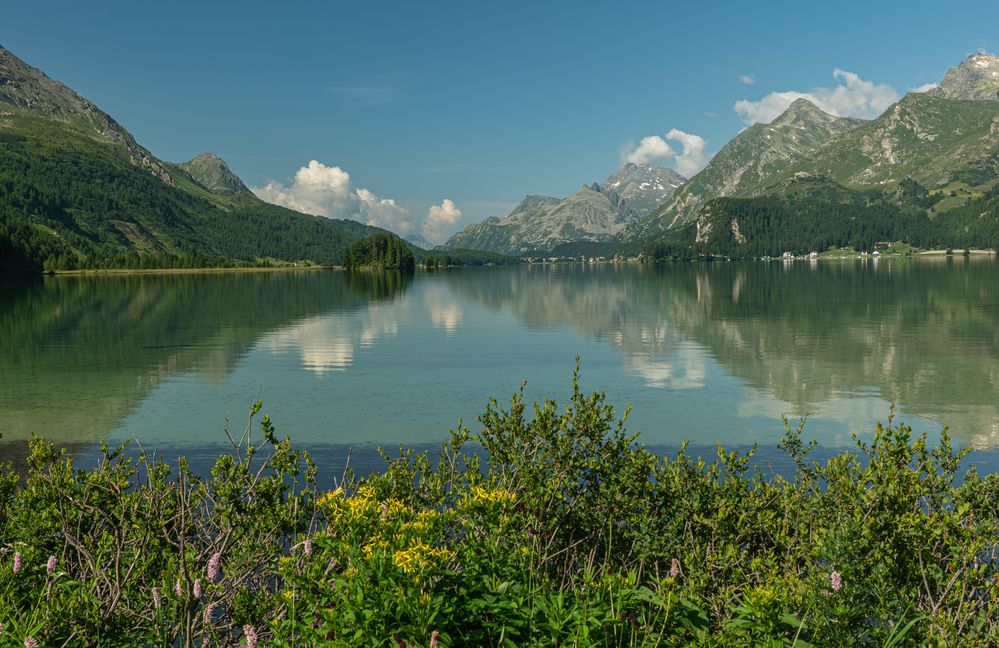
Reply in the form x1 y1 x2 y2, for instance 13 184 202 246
1 366 997 646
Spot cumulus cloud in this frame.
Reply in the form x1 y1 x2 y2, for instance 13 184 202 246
621 130 711 176
623 135 675 165
355 188 410 233
422 199 463 244
739 73 756 85
253 160 416 236
733 68 900 125
912 82 938 93
665 129 710 177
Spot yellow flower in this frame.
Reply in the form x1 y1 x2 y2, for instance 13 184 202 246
316 487 345 507
354 485 377 501
362 536 390 559
392 541 454 574
382 498 410 518
402 519 429 533
469 486 516 505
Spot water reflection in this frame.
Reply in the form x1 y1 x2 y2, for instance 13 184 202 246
442 260 999 449
626 343 707 390
263 275 416 374
2 260 998 456
0 271 410 441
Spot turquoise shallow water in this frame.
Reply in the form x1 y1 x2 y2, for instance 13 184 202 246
2 259 998 469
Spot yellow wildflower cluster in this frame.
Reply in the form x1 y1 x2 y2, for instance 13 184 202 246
314 485 455 576
401 510 437 532
468 486 517 506
362 536 391 559
315 487 345 508
317 485 383 524
392 540 454 574
382 498 410 519
317 486 424 526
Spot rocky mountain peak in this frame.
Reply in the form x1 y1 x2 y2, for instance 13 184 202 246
771 98 836 126
178 152 252 196
929 52 999 101
404 232 434 250
0 43 175 185
601 163 686 217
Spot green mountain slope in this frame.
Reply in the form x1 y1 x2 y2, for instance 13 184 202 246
635 99 864 237
768 93 999 190
644 175 999 259
637 54 999 256
0 45 390 274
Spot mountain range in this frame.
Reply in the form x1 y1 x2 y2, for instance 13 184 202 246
443 163 685 255
632 99 865 238
450 52 999 258
2 45 998 271
641 53 999 255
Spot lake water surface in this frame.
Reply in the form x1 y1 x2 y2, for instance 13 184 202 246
3 259 999 472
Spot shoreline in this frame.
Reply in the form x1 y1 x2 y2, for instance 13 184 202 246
916 248 996 256
49 264 342 276
34 249 999 274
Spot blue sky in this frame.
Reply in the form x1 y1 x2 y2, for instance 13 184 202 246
3 0 996 241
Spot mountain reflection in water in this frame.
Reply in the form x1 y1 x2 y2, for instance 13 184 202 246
1 259 997 465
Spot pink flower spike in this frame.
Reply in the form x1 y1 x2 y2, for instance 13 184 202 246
24 638 39 648
207 552 221 581
46 555 57 575
669 557 680 579
243 624 258 648
304 538 313 557
175 578 184 597
430 630 441 648
12 552 22 575
193 578 203 600
830 570 842 592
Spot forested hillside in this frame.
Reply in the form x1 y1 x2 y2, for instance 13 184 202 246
643 177 999 259
0 45 388 274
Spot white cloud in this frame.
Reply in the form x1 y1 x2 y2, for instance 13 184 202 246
912 82 938 93
734 68 900 125
623 136 675 165
422 199 463 244
739 73 756 85
621 130 711 177
253 160 416 235
355 188 410 233
666 129 710 177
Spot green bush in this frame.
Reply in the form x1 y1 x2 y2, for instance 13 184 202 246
1 367 997 646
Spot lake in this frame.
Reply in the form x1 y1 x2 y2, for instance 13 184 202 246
2 258 999 473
